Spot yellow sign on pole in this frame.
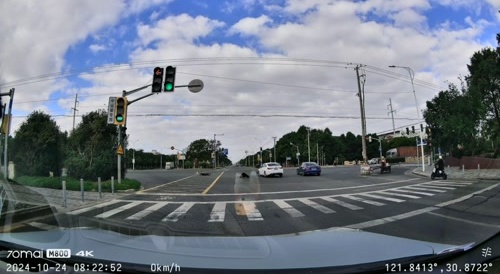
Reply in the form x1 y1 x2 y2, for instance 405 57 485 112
1 114 10 135
117 144 124 155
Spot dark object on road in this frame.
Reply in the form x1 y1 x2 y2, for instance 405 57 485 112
199 172 211 176
241 173 250 178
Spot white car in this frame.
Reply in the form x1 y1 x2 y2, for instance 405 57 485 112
258 162 283 177
368 158 380 164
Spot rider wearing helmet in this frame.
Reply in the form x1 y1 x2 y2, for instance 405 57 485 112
436 155 444 172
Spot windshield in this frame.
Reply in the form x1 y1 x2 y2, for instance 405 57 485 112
1 1 499 273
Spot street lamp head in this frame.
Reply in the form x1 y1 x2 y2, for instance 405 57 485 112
388 65 396 68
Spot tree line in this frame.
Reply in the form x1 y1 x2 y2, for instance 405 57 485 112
423 33 499 158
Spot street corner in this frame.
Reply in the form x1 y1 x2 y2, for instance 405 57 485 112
411 168 431 178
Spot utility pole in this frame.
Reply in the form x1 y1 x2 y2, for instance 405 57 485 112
307 127 311 162
2 88 14 180
356 65 367 164
272 137 277 162
72 93 79 131
316 143 319 164
388 98 396 136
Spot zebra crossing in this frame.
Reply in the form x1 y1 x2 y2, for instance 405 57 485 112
65 181 473 223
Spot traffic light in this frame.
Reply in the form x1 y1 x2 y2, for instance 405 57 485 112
406 127 409 135
152 67 164 93
420 124 424 132
164 66 176 92
114 97 128 126
368 136 372 142
411 126 415 134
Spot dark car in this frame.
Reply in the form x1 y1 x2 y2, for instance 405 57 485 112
297 162 321 176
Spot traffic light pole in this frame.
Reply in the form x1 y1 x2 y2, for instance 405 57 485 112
115 75 204 181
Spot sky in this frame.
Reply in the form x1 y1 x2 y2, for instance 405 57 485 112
0 0 499 163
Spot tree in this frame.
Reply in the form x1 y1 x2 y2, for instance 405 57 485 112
466 34 500 157
11 111 65 176
423 82 482 156
185 139 212 166
65 110 120 180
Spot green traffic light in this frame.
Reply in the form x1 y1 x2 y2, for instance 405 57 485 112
165 82 173 91
116 115 124 122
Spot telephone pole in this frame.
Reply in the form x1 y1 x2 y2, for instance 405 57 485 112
388 98 396 136
72 93 78 131
272 136 277 162
355 65 367 164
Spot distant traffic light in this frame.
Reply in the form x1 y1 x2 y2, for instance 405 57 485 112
152 67 164 93
411 126 415 134
114 97 127 126
164 66 176 92
420 124 424 132
406 127 409 135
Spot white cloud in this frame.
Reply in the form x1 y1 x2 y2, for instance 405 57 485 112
3 0 499 163
229 15 273 36
89 44 108 53
136 14 225 46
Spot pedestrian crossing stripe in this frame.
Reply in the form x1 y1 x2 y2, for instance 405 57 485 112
65 181 473 222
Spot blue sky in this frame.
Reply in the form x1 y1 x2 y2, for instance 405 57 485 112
0 0 498 162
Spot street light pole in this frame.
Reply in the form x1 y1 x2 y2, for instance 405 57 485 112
272 136 277 163
290 142 300 166
307 127 311 162
389 65 425 171
388 65 420 119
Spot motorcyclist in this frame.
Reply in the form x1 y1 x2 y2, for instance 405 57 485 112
435 155 444 172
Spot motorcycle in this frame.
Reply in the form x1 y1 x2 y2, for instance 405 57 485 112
431 165 447 180
380 161 391 174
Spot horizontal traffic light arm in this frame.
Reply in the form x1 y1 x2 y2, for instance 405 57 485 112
122 84 152 97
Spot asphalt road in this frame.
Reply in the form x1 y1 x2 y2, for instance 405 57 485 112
39 165 500 247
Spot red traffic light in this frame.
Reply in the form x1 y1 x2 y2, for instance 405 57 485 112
152 67 164 93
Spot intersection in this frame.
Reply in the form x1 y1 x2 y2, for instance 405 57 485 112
19 165 500 247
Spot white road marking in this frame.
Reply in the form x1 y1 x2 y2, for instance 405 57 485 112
404 186 446 193
162 202 195 222
126 202 168 220
298 198 336 214
321 197 363 210
377 191 421 199
389 188 435 196
346 183 499 229
419 184 456 190
342 195 385 206
346 207 437 229
242 202 263 221
66 200 122 215
273 200 305 218
357 193 405 203
94 201 142 218
208 202 226 222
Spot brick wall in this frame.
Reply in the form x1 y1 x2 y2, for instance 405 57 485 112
445 156 500 169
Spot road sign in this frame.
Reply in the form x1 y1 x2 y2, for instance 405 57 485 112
107 97 117 125
117 144 124 155
188 79 204 93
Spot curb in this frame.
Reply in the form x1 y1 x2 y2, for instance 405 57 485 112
411 169 500 181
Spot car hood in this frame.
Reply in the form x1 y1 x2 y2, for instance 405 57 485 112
0 227 459 270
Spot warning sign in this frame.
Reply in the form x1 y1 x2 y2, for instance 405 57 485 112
117 144 124 155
